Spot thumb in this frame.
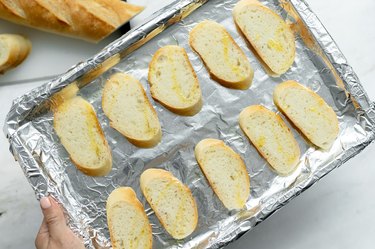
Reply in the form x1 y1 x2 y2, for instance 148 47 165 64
40 196 67 236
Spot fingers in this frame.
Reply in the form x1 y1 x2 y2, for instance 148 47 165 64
40 196 67 237
35 219 48 249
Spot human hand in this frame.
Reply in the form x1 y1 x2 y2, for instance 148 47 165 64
35 196 85 249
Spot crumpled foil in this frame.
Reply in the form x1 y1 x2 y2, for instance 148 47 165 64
3 0 375 248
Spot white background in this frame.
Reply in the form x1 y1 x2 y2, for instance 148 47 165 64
0 0 374 248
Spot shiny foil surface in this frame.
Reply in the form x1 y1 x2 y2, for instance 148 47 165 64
4 0 375 248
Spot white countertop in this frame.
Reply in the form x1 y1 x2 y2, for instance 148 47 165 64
1 0 374 248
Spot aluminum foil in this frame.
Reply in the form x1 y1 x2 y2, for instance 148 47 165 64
4 0 375 248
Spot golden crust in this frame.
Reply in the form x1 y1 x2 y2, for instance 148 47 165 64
0 0 144 42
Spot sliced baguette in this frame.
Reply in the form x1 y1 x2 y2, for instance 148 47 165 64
140 168 198 239
53 96 112 176
102 73 162 148
239 105 300 176
274 80 339 150
194 138 250 210
106 187 152 249
233 0 295 75
148 45 202 116
0 34 31 73
0 0 144 42
189 20 254 90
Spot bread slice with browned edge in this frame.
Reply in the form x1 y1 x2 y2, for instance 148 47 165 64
239 105 300 176
107 187 152 249
148 45 202 116
0 34 31 74
274 80 339 150
233 0 295 75
140 168 198 239
189 20 254 90
102 73 162 148
194 138 250 210
53 96 112 176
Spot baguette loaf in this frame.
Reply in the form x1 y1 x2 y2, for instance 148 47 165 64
0 34 31 73
148 45 203 116
106 187 153 249
274 80 339 149
194 138 250 210
140 168 198 239
0 0 144 42
233 0 295 75
53 96 112 176
189 20 254 90
102 73 162 148
239 105 300 176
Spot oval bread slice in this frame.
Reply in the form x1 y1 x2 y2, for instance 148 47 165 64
140 168 198 239
106 187 152 249
194 138 250 210
239 105 300 176
53 96 112 176
233 0 295 75
274 80 339 149
102 73 162 148
148 45 202 116
189 20 254 90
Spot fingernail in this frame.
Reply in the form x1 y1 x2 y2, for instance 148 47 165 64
40 197 51 209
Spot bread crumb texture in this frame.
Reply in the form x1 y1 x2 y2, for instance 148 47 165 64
274 81 339 149
140 169 198 239
107 187 152 249
233 0 295 75
195 138 250 210
239 105 300 176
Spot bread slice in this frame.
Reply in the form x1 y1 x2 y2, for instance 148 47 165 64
239 105 300 176
0 34 31 73
106 187 152 249
102 73 162 148
274 80 339 150
233 0 295 75
140 168 198 239
148 45 202 116
189 20 254 90
53 96 112 176
194 138 250 210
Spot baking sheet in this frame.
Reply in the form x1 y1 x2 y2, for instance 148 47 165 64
4 0 375 248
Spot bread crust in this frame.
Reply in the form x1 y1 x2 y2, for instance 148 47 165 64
239 105 300 176
233 0 295 75
273 80 339 149
194 138 250 210
140 168 198 239
0 0 144 42
106 187 152 249
189 20 254 90
102 73 162 148
148 45 203 116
